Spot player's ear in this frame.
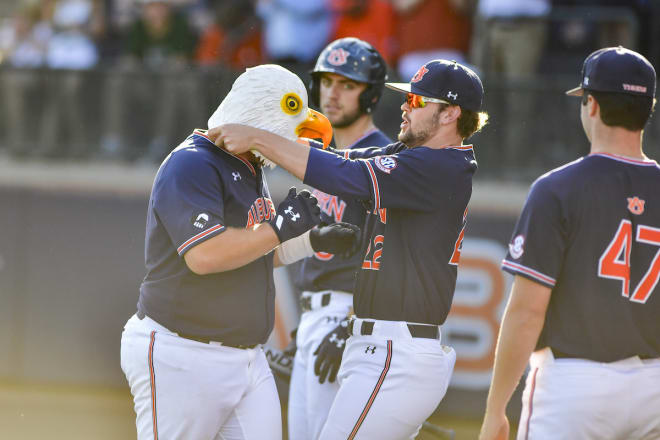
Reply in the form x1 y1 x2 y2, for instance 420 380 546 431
588 95 599 117
441 105 461 124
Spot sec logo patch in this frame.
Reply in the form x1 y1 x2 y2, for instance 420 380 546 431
374 156 397 174
508 235 525 259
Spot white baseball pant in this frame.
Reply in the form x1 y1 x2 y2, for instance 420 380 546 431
288 290 353 440
518 347 660 440
319 317 456 440
120 313 282 440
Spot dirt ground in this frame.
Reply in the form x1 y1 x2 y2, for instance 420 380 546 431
0 381 516 439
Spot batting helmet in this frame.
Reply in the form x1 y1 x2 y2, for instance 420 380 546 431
309 38 388 114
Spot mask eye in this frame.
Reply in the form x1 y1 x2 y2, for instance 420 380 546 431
281 93 302 115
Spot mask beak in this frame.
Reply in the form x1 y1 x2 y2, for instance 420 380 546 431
296 109 333 149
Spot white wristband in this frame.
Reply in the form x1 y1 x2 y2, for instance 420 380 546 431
276 230 314 265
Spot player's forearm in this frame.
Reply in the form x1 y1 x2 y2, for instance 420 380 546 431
303 148 372 201
252 131 310 180
184 223 279 274
484 277 550 415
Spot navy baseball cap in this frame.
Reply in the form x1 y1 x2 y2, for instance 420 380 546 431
385 59 484 111
566 46 656 97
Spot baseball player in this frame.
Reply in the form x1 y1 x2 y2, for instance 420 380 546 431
480 47 660 440
211 59 489 440
119 64 361 440
288 37 392 440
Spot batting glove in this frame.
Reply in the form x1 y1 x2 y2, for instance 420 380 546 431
270 187 321 243
314 318 350 384
310 222 361 258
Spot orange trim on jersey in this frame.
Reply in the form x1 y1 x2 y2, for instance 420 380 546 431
193 129 257 176
177 224 225 255
148 331 159 440
344 150 350 159
348 340 392 440
362 160 381 211
233 154 257 175
448 144 473 151
523 367 539 440
193 129 212 141
590 152 659 167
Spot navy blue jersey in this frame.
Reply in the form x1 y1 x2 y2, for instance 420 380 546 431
295 130 392 293
304 142 477 325
137 130 276 345
502 153 660 362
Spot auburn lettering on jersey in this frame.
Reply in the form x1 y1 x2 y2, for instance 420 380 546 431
296 130 393 293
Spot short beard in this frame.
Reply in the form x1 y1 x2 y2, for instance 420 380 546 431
329 107 363 129
398 106 444 147
398 126 432 147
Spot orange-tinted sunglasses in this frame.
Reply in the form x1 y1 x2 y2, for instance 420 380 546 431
406 92 449 109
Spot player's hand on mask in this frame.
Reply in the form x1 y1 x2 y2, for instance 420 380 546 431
209 124 261 155
310 222 361 258
313 318 350 384
270 187 321 243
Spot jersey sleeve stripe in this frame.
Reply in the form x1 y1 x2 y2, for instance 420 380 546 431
501 260 556 287
362 160 381 211
177 224 225 255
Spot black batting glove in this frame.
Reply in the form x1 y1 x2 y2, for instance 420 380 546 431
310 222 361 258
270 187 321 243
313 318 350 384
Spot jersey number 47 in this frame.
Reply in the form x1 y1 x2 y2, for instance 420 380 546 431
598 219 660 304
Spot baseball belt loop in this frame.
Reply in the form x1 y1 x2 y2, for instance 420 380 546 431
347 316 357 336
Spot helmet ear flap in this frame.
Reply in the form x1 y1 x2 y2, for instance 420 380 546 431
359 83 384 113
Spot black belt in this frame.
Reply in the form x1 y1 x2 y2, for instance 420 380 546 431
300 292 332 312
348 319 439 339
136 310 257 350
551 347 654 361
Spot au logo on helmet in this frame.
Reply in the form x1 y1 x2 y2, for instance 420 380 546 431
327 48 350 66
411 65 429 83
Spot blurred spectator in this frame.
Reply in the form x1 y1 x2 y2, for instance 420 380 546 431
256 0 332 70
196 0 263 70
552 0 642 54
470 0 550 78
0 0 51 157
470 0 550 171
34 0 101 159
329 0 396 65
99 0 202 163
391 0 474 81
